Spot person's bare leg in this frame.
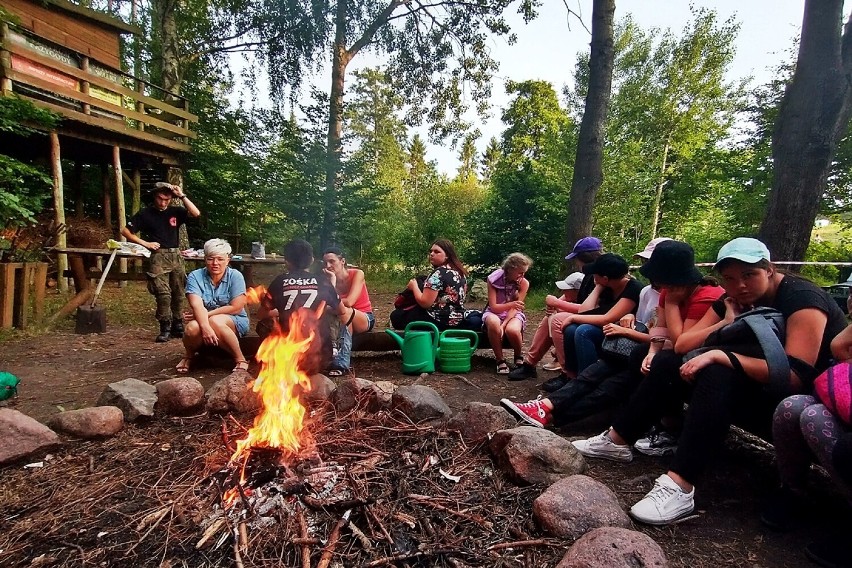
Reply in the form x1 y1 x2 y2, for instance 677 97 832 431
550 312 575 376
484 316 505 363
177 320 202 371
505 318 524 362
350 309 371 334
209 314 246 370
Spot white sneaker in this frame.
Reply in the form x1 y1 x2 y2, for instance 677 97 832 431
542 358 562 372
571 430 633 463
634 427 678 456
629 474 695 525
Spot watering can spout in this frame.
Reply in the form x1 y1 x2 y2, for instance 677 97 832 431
384 329 405 350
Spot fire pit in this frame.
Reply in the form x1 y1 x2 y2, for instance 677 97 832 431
0 309 566 566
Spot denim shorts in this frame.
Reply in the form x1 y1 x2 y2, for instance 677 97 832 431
231 314 249 337
365 311 376 331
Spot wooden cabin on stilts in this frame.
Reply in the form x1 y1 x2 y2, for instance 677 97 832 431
0 0 196 326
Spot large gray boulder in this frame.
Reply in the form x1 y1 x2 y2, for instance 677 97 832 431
0 409 60 465
97 378 157 422
447 402 516 443
556 527 668 568
48 406 124 438
206 370 260 414
391 385 452 423
534 475 631 539
489 426 585 485
156 377 205 414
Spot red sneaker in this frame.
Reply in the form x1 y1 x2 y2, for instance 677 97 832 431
500 398 552 428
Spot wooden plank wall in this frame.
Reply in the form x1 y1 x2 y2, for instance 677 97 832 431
0 0 120 68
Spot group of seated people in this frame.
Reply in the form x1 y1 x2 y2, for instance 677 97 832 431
176 233 852 565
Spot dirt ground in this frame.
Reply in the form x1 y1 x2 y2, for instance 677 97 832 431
0 286 848 567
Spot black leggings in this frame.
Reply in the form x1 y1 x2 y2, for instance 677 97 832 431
549 344 649 426
612 351 784 484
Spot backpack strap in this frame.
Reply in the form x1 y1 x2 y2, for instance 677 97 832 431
742 311 790 398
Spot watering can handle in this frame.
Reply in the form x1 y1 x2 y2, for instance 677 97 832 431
404 320 440 348
440 329 480 351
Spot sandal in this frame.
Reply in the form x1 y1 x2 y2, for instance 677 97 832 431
232 360 249 372
176 357 192 374
514 355 525 367
496 360 510 375
327 367 350 377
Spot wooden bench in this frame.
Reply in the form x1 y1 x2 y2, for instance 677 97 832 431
236 329 501 359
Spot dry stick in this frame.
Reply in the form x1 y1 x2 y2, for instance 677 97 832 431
316 510 351 568
59 541 86 565
367 506 394 544
362 549 457 567
487 539 561 551
124 504 172 557
407 495 493 530
292 537 321 546
232 526 245 568
296 505 312 568
196 518 226 549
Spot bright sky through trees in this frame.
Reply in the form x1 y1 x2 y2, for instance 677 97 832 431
232 1 819 174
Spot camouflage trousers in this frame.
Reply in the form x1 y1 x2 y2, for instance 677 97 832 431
145 249 186 322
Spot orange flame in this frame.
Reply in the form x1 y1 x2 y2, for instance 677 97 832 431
245 285 267 305
229 308 319 465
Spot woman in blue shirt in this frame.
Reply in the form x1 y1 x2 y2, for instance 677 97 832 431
176 239 249 373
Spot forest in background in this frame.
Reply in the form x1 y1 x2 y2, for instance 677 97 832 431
2 1 851 286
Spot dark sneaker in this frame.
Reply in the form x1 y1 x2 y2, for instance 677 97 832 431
507 362 537 381
540 373 569 393
500 398 552 428
634 426 678 456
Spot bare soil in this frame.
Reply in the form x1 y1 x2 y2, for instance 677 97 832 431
0 286 846 567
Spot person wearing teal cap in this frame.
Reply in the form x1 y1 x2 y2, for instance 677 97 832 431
572 237 848 526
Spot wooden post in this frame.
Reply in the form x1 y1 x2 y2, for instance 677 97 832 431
80 56 91 115
101 164 112 229
32 262 47 325
113 146 128 285
132 168 141 214
1 23 12 94
135 79 146 132
0 263 20 328
50 132 68 292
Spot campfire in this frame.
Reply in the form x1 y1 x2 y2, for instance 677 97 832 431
0 289 567 567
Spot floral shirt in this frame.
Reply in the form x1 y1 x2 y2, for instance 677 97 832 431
424 265 467 328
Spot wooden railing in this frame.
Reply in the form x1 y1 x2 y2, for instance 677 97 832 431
0 22 197 152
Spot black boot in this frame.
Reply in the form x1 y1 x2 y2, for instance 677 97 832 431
155 320 171 343
171 319 184 338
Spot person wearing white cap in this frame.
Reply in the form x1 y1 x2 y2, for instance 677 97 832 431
571 237 848 527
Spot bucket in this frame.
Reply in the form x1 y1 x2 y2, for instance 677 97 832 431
438 329 479 373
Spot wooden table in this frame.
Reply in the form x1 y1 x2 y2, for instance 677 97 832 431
181 254 289 286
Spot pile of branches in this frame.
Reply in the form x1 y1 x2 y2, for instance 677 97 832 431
0 406 566 567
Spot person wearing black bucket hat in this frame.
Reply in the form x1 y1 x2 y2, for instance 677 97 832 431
639 240 704 286
572 237 847 527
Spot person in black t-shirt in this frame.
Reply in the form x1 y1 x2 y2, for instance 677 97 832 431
256 239 349 375
121 183 201 342
572 237 848 527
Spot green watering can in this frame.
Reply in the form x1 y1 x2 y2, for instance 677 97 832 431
438 329 480 373
385 321 440 374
